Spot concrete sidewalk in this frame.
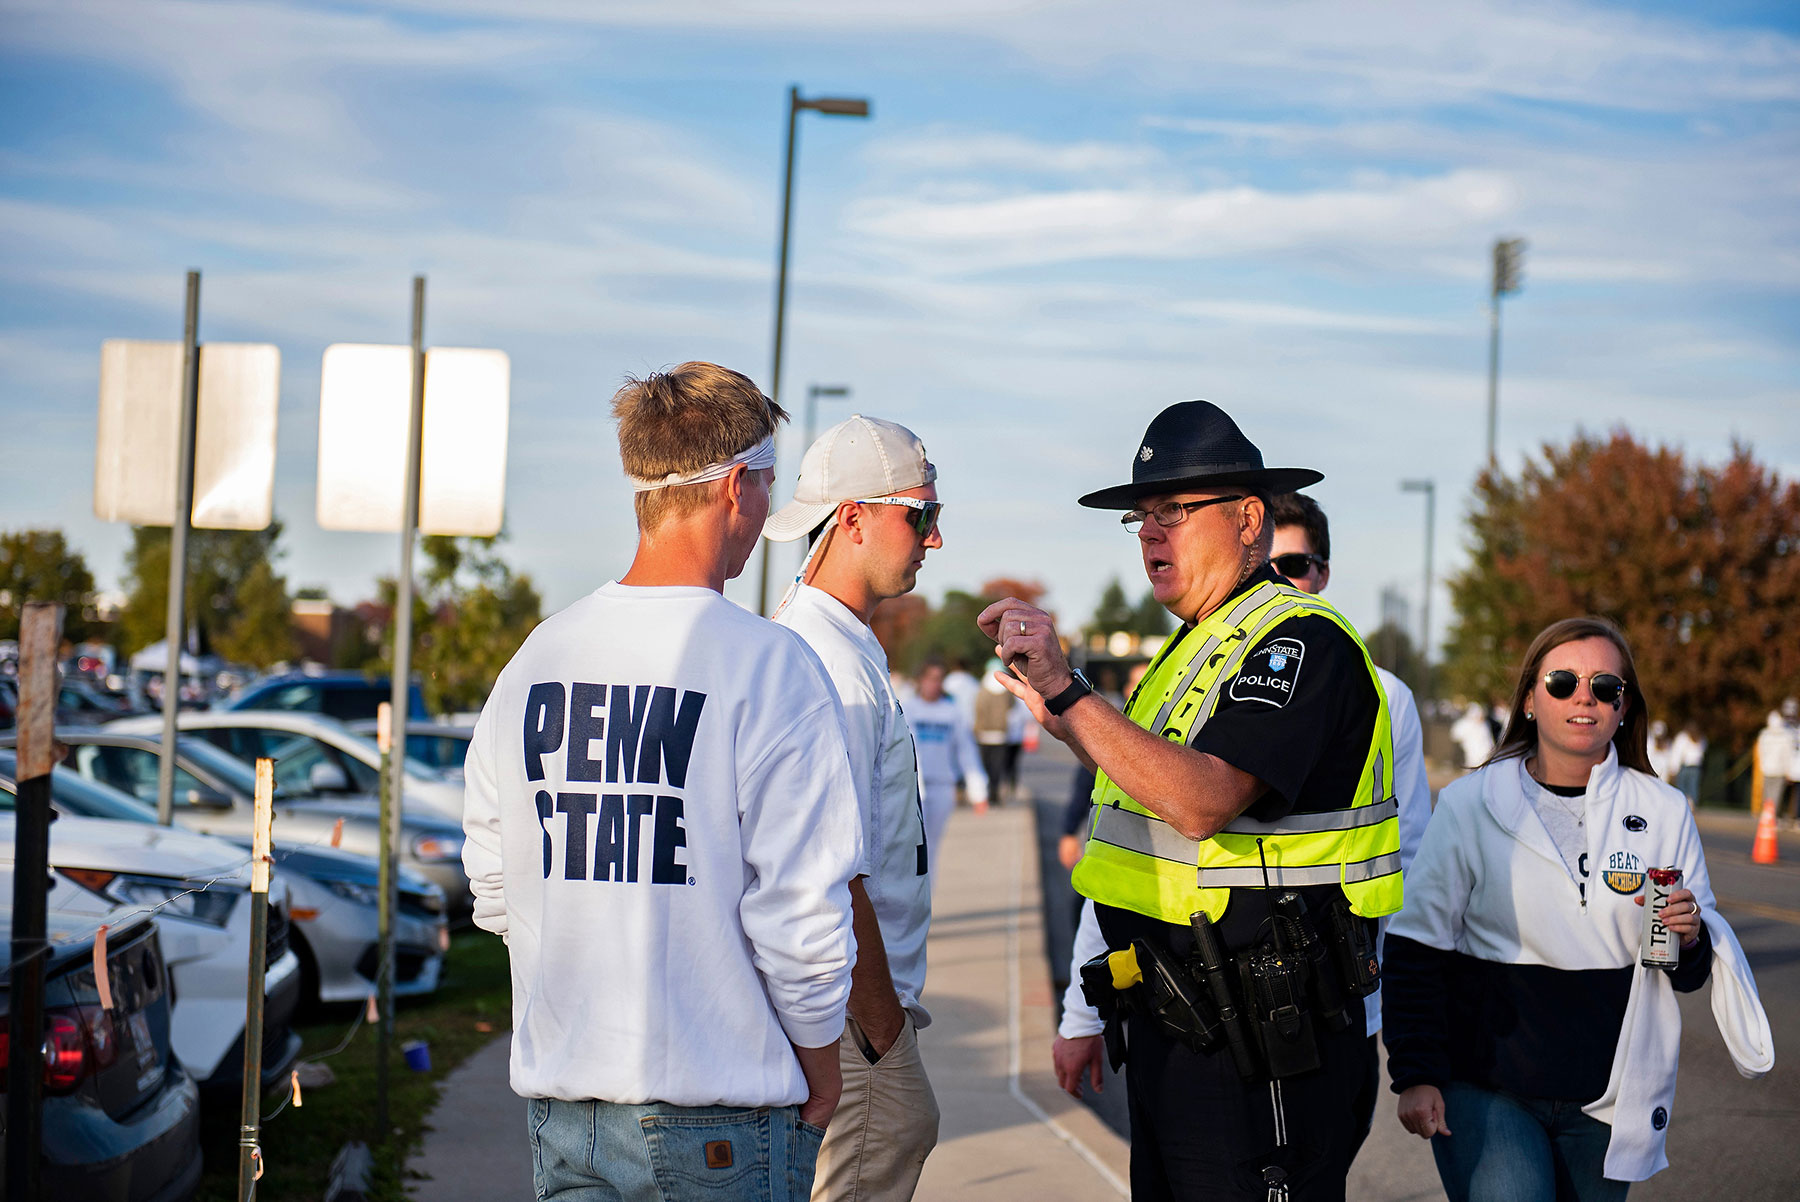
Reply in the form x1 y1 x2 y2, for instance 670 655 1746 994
408 803 1128 1199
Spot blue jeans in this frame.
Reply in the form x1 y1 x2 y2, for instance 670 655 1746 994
528 1097 824 1202
1432 1082 1628 1202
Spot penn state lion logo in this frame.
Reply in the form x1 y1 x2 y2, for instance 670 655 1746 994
1602 849 1645 896
1140 445 1154 462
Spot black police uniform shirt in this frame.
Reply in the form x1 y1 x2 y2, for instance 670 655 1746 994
1097 564 1382 959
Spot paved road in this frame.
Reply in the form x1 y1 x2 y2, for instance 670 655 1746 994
1031 738 1800 1200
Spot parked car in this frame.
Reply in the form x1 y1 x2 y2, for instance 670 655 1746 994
109 710 467 819
0 751 449 1008
227 671 429 723
57 676 140 726
8 728 471 921
0 905 203 1201
0 811 302 1093
349 719 474 781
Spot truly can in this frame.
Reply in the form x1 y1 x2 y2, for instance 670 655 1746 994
1640 866 1682 968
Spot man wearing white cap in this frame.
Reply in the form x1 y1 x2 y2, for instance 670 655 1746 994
765 415 944 1202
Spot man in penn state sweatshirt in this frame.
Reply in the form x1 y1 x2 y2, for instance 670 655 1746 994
463 362 864 1201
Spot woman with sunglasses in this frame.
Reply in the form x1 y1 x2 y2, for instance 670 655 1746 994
1383 617 1773 1201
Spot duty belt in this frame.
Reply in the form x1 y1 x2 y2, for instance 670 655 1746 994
1089 800 1403 888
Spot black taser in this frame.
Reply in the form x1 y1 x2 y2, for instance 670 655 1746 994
1188 911 1260 1080
1323 898 1381 997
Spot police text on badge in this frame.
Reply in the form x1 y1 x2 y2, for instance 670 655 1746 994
1228 638 1306 708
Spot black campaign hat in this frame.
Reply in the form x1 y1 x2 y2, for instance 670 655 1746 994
1077 400 1324 510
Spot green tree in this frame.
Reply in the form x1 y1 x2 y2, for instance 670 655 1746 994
1365 621 1425 696
0 529 97 642
1442 432 1800 748
117 522 296 666
1086 577 1135 636
377 534 543 715
1129 588 1173 637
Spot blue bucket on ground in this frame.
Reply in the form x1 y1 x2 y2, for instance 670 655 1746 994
402 1040 432 1072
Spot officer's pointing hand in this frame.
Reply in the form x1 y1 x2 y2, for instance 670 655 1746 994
976 597 1072 715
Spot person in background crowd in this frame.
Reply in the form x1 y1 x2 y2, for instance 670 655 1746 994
1451 702 1496 771
973 670 1031 804
1012 399 1402 1200
905 658 988 856
1755 710 1793 823
1386 617 1772 1202
1669 723 1706 808
942 659 979 727
462 363 861 1201
1782 697 1800 825
764 414 945 1202
1646 720 1672 783
1266 490 1433 1155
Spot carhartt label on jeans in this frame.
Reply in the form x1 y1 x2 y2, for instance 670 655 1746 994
705 1141 733 1169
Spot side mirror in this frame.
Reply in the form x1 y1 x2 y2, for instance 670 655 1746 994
308 761 351 793
183 786 234 810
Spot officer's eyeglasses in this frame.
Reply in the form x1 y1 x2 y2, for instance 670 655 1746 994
1272 552 1327 579
1121 495 1245 533
859 497 943 539
1541 669 1627 708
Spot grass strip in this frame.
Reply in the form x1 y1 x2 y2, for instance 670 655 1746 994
195 928 511 1201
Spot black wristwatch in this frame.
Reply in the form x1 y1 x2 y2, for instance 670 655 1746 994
1045 668 1095 717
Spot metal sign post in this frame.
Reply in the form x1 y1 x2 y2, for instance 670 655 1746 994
6 602 64 1202
237 758 275 1201
378 276 429 1140
314 280 509 1140
157 271 202 824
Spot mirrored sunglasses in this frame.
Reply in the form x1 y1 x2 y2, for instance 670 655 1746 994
1542 669 1627 708
858 497 942 539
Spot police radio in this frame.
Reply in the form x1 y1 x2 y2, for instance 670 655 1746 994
1275 893 1350 1032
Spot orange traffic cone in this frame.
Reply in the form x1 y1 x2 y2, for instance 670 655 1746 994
1752 797 1780 864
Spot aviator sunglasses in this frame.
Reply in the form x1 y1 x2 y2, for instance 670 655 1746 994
858 496 943 539
1541 669 1627 709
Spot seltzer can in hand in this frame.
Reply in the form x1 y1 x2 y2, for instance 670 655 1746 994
1639 866 1683 968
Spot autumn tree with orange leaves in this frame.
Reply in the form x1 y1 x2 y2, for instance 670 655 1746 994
1442 431 1800 751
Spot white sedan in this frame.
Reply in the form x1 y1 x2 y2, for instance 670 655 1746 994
0 811 303 1092
108 709 466 819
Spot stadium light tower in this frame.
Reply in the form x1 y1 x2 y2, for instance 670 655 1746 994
1486 237 1526 468
1400 478 1436 702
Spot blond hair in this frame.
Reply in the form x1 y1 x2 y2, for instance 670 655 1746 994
612 362 786 529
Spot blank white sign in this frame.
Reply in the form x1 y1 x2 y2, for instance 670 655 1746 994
315 344 510 536
94 340 280 530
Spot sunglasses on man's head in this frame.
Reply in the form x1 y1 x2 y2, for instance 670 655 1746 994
1541 669 1627 708
858 496 943 539
1272 552 1327 580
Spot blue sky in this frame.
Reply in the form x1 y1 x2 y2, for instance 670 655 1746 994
4 0 1796 650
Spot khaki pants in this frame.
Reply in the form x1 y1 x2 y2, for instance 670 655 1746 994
812 1014 939 1202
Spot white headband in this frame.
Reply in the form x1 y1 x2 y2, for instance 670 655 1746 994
626 434 777 493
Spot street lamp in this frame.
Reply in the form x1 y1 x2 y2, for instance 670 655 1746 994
804 383 852 451
757 86 872 616
1400 479 1436 701
1485 237 1526 468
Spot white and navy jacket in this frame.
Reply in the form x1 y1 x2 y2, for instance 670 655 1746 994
1386 748 1773 1181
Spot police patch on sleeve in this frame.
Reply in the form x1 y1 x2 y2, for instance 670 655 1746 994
1228 637 1305 708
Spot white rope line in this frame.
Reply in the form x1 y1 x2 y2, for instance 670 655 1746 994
1004 811 1130 1197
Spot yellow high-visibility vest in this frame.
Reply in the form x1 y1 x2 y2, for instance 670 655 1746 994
1071 579 1403 925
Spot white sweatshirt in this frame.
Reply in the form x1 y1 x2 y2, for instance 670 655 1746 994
776 584 934 1026
1390 749 1772 1181
903 693 987 801
463 582 864 1107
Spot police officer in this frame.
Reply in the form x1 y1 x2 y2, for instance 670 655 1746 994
979 400 1401 1201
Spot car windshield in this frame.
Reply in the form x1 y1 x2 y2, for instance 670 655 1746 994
0 750 159 822
322 725 444 781
171 736 266 796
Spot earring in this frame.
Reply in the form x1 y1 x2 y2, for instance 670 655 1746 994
1526 711 1534 721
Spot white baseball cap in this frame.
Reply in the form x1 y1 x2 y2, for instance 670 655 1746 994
764 415 937 542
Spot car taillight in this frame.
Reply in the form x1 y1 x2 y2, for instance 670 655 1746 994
43 1012 88 1094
